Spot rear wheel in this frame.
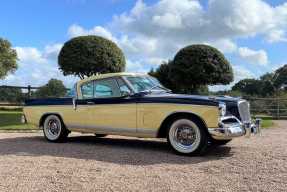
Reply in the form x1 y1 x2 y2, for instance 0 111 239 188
167 118 208 155
43 115 69 142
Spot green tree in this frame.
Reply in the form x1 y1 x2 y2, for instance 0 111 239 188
273 64 287 89
232 79 261 95
170 44 233 93
35 79 67 98
231 78 275 96
58 35 125 79
0 38 18 79
260 72 274 81
0 87 23 103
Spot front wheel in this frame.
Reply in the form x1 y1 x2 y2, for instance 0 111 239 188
167 118 208 155
43 115 69 142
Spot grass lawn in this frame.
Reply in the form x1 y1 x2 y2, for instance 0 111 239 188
0 110 37 130
261 119 274 128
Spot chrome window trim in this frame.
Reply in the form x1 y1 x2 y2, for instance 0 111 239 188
116 77 134 95
122 76 137 94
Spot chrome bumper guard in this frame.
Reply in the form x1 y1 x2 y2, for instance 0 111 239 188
208 116 261 140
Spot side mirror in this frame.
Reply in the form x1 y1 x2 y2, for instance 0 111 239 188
72 97 77 110
121 91 132 97
131 91 146 97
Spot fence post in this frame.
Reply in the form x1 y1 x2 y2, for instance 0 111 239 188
27 85 31 99
277 99 280 119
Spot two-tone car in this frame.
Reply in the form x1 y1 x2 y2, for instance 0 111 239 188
23 73 260 155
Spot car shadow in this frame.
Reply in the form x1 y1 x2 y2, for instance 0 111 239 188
0 134 234 165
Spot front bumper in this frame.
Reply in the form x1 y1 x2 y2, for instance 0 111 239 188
208 116 261 140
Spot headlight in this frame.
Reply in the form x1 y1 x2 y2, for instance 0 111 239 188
219 102 226 116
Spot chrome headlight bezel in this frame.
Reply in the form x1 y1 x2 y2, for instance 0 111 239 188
219 102 226 117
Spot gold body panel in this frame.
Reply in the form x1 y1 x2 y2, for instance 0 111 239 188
23 103 219 138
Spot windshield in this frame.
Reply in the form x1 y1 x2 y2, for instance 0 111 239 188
125 75 168 93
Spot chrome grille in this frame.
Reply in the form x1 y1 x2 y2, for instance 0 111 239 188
238 100 251 123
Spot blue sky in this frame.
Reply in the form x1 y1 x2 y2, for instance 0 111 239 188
1 0 287 90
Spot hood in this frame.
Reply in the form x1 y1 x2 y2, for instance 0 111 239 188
143 93 241 107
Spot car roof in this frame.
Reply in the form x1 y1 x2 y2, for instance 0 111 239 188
78 72 147 84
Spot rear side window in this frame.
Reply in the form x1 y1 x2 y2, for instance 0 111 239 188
81 81 93 99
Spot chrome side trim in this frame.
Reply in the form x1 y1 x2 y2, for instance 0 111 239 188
66 124 157 138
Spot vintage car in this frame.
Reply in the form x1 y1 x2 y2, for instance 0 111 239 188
23 73 260 155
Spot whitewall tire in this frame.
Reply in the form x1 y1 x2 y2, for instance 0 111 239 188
167 118 208 155
43 115 69 142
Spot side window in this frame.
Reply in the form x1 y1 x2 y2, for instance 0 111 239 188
81 81 94 99
94 79 121 98
117 78 131 96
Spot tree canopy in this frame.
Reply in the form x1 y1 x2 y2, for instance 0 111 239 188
58 35 126 79
232 76 275 97
149 44 233 94
35 79 67 98
0 87 23 103
170 44 233 92
0 38 18 79
273 64 287 89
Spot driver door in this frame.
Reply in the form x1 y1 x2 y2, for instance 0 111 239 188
80 77 137 135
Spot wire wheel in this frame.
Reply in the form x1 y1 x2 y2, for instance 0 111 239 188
43 115 62 141
168 119 201 154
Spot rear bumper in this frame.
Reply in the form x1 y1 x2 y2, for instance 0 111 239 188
208 116 261 140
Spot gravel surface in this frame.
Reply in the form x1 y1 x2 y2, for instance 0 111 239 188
0 121 286 192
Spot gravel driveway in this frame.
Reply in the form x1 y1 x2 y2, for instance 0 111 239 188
0 121 286 192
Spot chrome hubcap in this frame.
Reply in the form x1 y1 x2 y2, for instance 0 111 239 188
44 117 61 140
48 120 60 136
175 126 197 146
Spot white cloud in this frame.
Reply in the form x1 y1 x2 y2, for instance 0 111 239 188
113 0 287 41
233 65 255 81
43 43 63 60
266 29 287 43
204 39 238 53
210 65 255 91
145 57 166 66
67 0 287 67
110 0 287 58
126 59 147 73
1 45 78 88
15 47 47 65
238 47 268 66
4 0 287 90
152 13 183 29
68 24 115 41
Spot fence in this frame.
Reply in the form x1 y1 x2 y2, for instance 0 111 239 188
244 97 287 119
0 85 41 107
0 85 70 107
